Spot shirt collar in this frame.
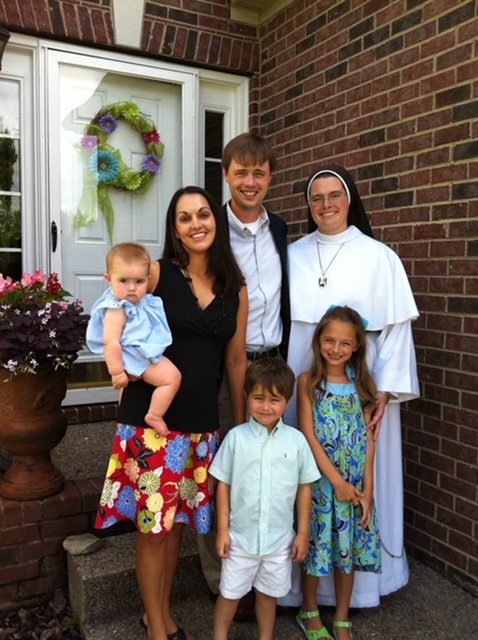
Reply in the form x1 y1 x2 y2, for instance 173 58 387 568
226 202 270 236
248 416 282 437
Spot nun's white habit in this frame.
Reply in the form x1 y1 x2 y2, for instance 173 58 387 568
280 167 419 608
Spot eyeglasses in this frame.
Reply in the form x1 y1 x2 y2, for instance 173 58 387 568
309 192 346 207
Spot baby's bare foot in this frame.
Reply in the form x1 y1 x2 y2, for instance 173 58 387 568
145 413 170 436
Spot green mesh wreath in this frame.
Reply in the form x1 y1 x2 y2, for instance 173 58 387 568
75 101 165 243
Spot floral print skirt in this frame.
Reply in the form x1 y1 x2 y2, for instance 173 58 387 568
95 423 218 535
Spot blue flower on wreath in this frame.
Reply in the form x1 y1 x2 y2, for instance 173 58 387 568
142 155 161 174
88 149 120 183
165 436 190 474
99 114 118 134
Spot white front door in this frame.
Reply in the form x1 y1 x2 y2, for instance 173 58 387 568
50 57 187 315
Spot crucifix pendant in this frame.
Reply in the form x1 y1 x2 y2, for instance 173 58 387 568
318 276 327 287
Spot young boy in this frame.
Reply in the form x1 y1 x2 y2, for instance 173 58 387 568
210 358 319 640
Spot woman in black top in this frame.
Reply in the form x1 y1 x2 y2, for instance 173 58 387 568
95 186 248 640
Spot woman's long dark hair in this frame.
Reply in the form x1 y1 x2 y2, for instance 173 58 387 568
163 186 244 295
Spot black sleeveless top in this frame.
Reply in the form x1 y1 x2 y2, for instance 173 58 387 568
117 259 239 433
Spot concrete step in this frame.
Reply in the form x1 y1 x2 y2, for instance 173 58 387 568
67 527 203 639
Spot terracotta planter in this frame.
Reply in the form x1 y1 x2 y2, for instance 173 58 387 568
0 368 68 500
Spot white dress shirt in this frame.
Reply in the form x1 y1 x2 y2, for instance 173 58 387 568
227 204 282 353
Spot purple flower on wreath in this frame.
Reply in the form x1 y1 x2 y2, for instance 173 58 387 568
99 114 118 134
88 149 120 183
142 155 161 174
81 135 99 153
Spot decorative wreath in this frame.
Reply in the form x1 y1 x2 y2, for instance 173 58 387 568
74 101 165 243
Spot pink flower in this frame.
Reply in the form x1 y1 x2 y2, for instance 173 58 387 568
20 271 46 293
0 274 13 293
21 273 33 287
31 270 47 285
81 135 99 153
143 130 160 144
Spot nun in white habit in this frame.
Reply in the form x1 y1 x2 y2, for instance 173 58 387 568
279 165 419 609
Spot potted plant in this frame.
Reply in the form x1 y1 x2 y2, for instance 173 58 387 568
0 271 89 500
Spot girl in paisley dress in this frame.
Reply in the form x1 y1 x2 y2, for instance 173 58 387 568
297 306 381 640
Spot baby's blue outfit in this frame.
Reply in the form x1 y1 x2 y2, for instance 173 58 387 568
86 288 172 377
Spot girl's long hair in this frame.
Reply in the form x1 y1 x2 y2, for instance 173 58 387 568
309 306 377 407
162 186 244 295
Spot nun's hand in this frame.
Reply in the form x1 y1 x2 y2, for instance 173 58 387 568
367 392 389 441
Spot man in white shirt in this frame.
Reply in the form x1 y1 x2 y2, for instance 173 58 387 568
222 133 290 377
198 133 290 619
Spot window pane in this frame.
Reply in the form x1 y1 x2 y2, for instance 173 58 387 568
0 251 21 280
0 79 22 276
205 111 224 157
0 195 21 249
205 111 224 204
205 160 223 206
0 80 19 135
0 138 20 192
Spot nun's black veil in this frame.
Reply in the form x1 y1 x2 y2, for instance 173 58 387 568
305 165 374 238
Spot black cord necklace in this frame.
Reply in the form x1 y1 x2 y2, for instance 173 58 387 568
183 267 202 309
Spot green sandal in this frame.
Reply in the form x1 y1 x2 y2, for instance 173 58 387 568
332 620 353 640
296 610 333 639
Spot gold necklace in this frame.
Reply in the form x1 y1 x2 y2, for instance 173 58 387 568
316 242 345 288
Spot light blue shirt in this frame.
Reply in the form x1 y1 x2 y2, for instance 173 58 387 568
209 417 319 556
227 204 282 352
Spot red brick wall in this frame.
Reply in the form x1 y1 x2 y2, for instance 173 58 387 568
257 0 478 595
1 0 477 601
0 0 259 74
0 479 102 611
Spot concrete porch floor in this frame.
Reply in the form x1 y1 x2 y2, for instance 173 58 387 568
48 421 478 640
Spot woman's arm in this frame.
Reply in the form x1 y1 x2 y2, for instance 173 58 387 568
298 373 362 506
224 286 248 425
103 307 128 389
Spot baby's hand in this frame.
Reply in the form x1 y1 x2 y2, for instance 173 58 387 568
112 372 128 389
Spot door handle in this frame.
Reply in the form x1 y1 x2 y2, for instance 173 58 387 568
51 221 58 252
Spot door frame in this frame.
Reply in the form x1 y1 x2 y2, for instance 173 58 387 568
1 34 249 405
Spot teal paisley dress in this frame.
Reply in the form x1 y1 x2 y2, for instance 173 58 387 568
302 380 381 577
